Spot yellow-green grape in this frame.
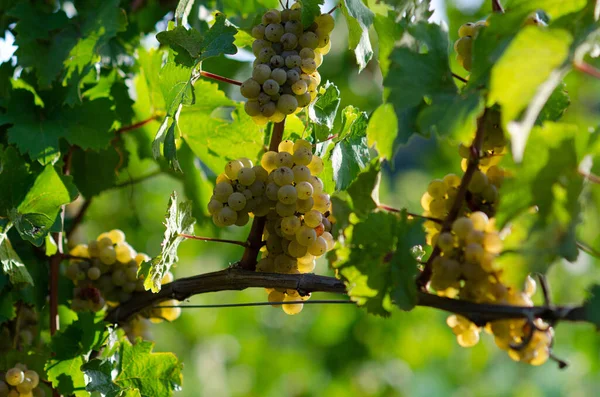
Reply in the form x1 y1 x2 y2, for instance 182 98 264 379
277 94 298 115
70 244 90 258
437 232 455 252
297 258 316 273
427 179 446 198
470 211 489 231
217 207 238 226
16 377 33 393
292 165 311 182
253 165 269 182
293 139 312 152
115 242 134 263
213 182 234 202
159 300 181 321
292 147 312 166
208 199 223 215
5 368 24 386
288 239 308 258
277 185 297 204
468 170 488 193
268 290 285 307
296 198 314 213
307 236 327 256
225 160 244 180
108 229 126 244
273 167 294 186
295 181 314 199
87 267 101 281
265 182 280 201
238 167 256 185
304 210 322 228
276 201 296 217
315 13 335 33
452 217 473 240
457 327 480 347
135 253 150 266
240 78 261 99
296 226 317 246
483 232 502 254
99 246 117 265
307 156 323 175
321 231 335 251
276 152 294 168
443 173 461 188
261 151 279 172
313 193 331 212
282 294 303 315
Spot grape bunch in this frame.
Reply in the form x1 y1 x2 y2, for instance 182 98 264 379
1 364 43 397
421 116 553 365
241 3 335 124
208 139 335 314
0 306 38 354
65 230 181 323
453 20 486 71
208 157 270 226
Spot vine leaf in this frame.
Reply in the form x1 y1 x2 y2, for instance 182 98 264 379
496 122 584 265
367 103 397 160
321 106 371 192
488 27 573 162
139 192 196 293
0 230 33 286
0 90 116 164
152 14 238 170
46 312 108 397
582 284 600 330
82 359 122 397
10 165 78 246
331 164 422 315
156 14 237 67
309 81 341 141
341 0 374 71
384 22 457 144
301 0 324 27
115 339 183 396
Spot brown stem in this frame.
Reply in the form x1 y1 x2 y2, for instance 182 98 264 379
417 108 488 288
576 241 600 258
179 234 249 248
116 115 157 135
574 61 600 80
239 119 286 270
378 204 443 224
200 71 242 86
327 3 340 14
105 267 594 325
578 169 600 184
66 198 92 240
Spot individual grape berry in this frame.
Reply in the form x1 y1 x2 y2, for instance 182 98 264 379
278 140 294 154
307 155 324 175
315 13 335 33
295 181 314 199
5 368 24 386
240 78 261 98
282 294 303 315
273 167 295 186
292 147 312 166
277 94 298 115
265 23 284 42
296 226 317 246
277 185 298 204
299 32 319 49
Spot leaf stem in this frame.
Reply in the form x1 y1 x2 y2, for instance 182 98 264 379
578 169 600 184
179 234 249 248
576 240 600 258
417 108 488 288
200 71 243 86
116 115 158 134
378 204 444 224
574 61 600 79
327 4 340 14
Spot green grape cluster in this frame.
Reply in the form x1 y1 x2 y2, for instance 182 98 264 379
421 127 553 365
453 20 486 71
65 230 181 323
241 3 335 124
208 157 270 226
257 139 335 315
0 306 38 354
1 364 43 397
208 139 334 314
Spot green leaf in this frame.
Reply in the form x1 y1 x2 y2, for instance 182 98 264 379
536 82 570 124
582 284 600 330
178 81 265 175
373 11 403 78
9 165 78 245
0 290 16 324
309 81 341 141
496 122 583 262
345 160 381 219
45 356 87 397
0 230 33 286
488 27 573 161
417 92 485 144
159 61 194 117
156 14 238 67
71 145 126 197
505 0 587 19
341 0 375 71
322 106 371 191
1 90 117 164
139 192 195 292
0 146 36 216
63 0 128 85
332 210 422 315
82 359 123 397
384 22 457 143
367 103 397 160
50 311 107 360
116 339 183 396
301 0 324 27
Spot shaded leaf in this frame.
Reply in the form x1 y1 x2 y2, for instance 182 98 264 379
341 0 374 71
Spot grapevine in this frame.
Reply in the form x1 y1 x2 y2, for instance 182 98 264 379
0 0 599 395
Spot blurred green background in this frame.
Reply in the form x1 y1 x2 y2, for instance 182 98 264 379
50 0 600 395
